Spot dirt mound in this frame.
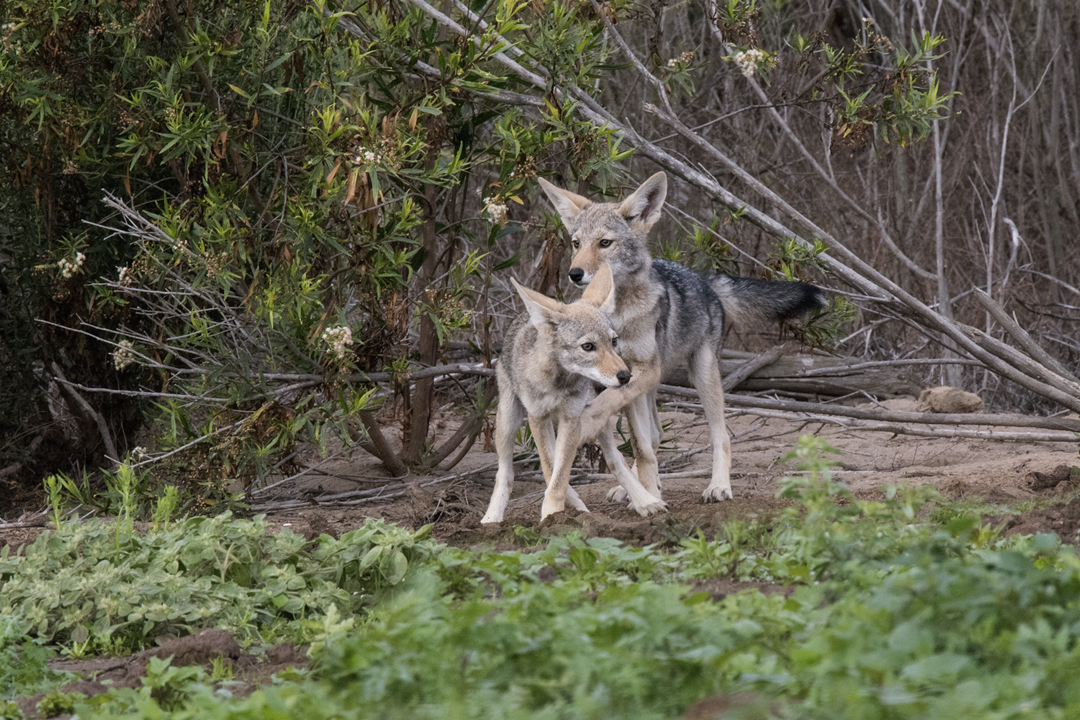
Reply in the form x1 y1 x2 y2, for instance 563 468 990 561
991 498 1080 542
24 630 305 717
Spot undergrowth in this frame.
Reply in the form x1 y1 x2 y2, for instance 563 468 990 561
4 436 1080 718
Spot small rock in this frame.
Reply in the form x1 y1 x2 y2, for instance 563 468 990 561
918 386 985 414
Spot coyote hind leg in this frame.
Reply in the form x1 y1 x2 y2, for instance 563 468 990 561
692 345 733 502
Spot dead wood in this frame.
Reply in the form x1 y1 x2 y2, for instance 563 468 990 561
1025 465 1080 490
665 353 924 397
656 383 1080 434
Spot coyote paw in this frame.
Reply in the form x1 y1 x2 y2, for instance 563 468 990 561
701 486 733 503
630 496 668 517
606 485 629 503
480 510 504 524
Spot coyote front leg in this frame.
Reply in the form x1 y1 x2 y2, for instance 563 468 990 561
530 415 588 512
595 428 666 516
481 391 526 524
540 418 585 520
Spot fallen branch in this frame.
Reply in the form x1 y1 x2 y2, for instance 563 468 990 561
721 345 786 392
973 287 1080 383
729 407 1077 443
657 384 1080 434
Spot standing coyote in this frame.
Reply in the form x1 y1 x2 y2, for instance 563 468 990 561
538 172 825 504
481 265 668 524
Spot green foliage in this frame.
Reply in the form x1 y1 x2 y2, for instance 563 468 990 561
0 617 70 703
14 440 1080 720
0 700 23 720
0 0 635 489
0 514 439 648
37 690 85 719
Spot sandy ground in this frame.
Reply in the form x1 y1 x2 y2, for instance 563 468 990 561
245 396 1080 547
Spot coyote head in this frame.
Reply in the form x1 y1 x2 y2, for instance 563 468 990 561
538 172 667 289
511 265 630 388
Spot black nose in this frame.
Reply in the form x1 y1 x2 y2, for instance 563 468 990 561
568 268 584 283
617 370 631 385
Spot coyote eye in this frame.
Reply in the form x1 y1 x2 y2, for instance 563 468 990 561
611 337 618 347
598 238 613 248
581 342 595 352
572 240 580 249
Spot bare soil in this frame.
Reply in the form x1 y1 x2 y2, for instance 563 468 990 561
249 400 1080 547
2 401 1078 555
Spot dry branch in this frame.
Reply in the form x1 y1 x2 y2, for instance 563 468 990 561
720 345 786 392
974 288 1080 383
657 383 1080 435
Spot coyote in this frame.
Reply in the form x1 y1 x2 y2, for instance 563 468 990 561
538 172 825 504
481 265 668 524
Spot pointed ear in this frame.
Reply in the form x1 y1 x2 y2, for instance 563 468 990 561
511 278 565 327
537 177 591 229
580 264 616 315
618 172 667 230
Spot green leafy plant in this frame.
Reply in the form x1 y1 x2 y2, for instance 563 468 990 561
37 691 85 719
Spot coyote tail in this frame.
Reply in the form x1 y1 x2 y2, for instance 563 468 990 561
709 275 825 331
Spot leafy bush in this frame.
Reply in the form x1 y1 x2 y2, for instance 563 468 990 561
0 514 440 648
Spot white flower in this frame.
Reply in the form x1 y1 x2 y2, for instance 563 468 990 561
732 48 767 78
363 150 376 162
482 197 508 225
117 266 135 287
113 339 136 370
667 58 678 68
58 252 86 279
321 325 353 361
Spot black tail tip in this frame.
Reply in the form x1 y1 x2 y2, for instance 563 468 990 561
784 282 827 320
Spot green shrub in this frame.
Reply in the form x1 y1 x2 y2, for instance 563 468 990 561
0 514 440 648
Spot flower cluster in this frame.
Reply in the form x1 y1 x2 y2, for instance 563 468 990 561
667 50 695 68
482 196 509 224
732 48 767 78
351 144 384 166
1 22 23 56
58 252 86 279
322 325 353 361
117 266 136 287
113 339 136 370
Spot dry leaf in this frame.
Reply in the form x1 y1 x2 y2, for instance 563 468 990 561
344 168 359 205
326 159 343 184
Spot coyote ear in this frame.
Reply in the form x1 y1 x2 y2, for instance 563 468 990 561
580 264 616 315
511 278 565 327
537 177 591 229
618 172 667 230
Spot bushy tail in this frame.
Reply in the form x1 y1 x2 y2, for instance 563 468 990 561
709 275 825 330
